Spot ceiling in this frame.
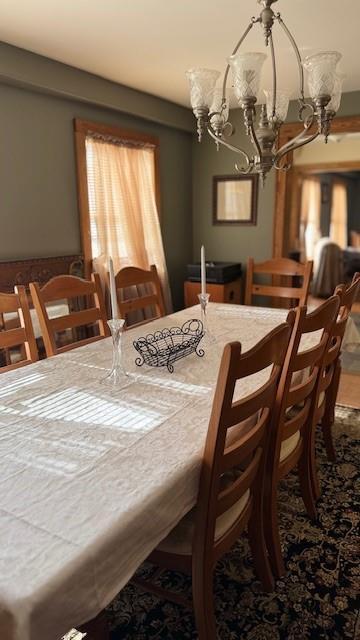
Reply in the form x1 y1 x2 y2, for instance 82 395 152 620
0 0 358 107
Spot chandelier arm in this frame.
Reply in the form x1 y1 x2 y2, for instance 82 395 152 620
275 108 316 157
221 19 259 101
274 130 319 169
235 162 254 175
275 14 305 103
269 33 277 118
206 125 252 170
249 121 262 159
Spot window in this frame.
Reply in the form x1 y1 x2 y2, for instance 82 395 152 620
74 119 171 311
300 177 321 260
330 180 348 249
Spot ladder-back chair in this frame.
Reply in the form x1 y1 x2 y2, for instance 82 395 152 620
114 265 165 329
245 257 313 308
0 286 38 372
134 316 295 640
30 273 109 357
264 296 340 579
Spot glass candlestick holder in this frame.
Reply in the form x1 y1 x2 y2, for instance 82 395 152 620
102 318 129 385
198 293 216 344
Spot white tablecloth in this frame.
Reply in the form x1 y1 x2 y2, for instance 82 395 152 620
0 304 357 640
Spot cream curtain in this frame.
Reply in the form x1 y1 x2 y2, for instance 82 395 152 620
300 177 322 260
86 135 172 313
330 180 348 249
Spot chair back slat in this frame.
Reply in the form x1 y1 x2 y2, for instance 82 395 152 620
253 258 310 277
216 448 262 518
0 327 27 349
251 284 307 300
119 294 160 316
286 368 318 407
30 273 109 357
221 410 268 473
283 402 310 440
0 285 38 372
245 257 313 307
226 378 277 426
38 275 97 302
193 314 294 560
115 264 165 329
293 339 327 371
0 293 22 313
323 335 342 366
50 308 102 333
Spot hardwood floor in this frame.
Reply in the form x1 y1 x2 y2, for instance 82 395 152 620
337 372 360 409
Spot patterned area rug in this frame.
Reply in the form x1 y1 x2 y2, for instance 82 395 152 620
66 406 360 640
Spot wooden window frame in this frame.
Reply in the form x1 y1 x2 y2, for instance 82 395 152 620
273 114 360 259
74 118 161 277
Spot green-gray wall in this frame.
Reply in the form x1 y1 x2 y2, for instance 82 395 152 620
192 91 360 269
2 39 360 309
0 42 194 310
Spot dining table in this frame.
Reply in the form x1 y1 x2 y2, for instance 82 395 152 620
0 302 358 640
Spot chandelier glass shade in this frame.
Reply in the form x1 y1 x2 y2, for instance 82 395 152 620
186 0 343 184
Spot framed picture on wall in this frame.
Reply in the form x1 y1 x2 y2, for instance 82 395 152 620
213 174 259 225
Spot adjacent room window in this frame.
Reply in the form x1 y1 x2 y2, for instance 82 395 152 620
330 179 348 249
74 119 171 311
300 177 321 260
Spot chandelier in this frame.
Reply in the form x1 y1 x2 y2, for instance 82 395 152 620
186 0 343 184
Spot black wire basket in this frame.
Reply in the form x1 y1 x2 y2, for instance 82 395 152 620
133 319 205 373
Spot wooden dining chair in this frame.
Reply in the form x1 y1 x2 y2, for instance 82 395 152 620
245 257 313 308
134 316 295 640
264 295 340 579
0 286 38 372
114 264 165 329
30 273 109 357
315 272 360 467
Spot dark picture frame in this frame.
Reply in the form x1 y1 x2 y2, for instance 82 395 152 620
213 174 259 226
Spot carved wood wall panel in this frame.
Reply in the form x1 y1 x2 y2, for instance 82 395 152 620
0 255 84 294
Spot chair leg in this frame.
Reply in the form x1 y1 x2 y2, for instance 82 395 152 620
298 449 317 521
321 364 340 462
192 563 217 640
248 510 274 592
310 434 321 502
263 480 286 579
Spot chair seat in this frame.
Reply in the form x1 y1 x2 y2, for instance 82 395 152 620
280 431 301 462
157 488 250 556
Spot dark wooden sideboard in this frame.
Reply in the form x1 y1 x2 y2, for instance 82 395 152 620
0 255 84 293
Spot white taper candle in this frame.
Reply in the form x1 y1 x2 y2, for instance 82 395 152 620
109 257 119 320
201 245 206 297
